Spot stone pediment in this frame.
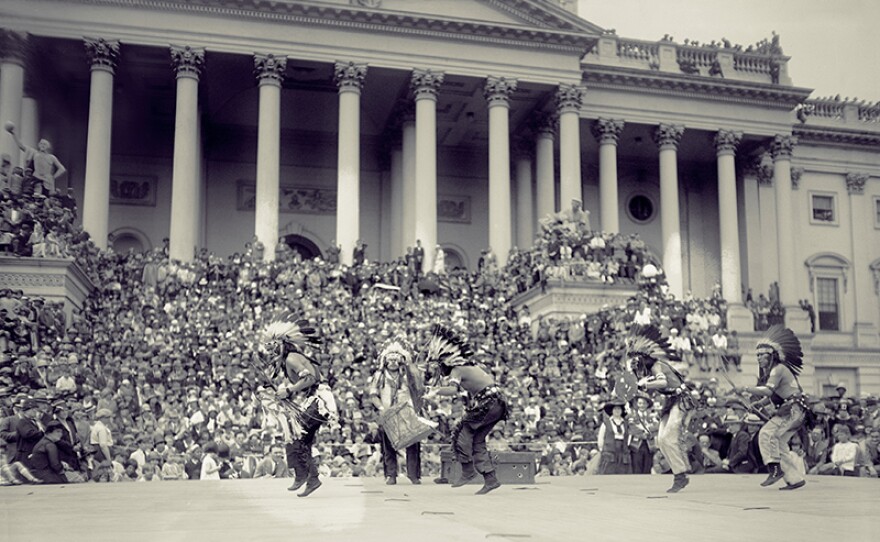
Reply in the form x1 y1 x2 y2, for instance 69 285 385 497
105 0 601 52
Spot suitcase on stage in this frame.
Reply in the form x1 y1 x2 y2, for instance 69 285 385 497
440 450 538 484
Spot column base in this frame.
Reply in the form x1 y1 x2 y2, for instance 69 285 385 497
725 303 754 334
853 322 880 348
783 306 811 335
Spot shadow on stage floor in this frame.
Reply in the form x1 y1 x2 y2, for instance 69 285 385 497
1 474 877 542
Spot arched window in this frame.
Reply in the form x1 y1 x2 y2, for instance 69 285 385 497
805 253 850 332
109 228 150 255
281 234 321 261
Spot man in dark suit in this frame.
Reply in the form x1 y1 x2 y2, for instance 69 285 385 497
722 414 757 473
412 240 424 276
50 399 81 472
11 399 43 465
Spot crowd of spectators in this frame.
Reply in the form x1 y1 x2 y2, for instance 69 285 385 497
0 189 877 485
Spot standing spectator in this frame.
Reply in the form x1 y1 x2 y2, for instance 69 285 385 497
597 400 632 474
628 395 656 474
200 441 221 480
89 408 114 464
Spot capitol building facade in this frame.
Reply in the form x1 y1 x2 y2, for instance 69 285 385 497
0 0 878 392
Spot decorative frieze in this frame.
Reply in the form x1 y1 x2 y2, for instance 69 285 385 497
555 84 585 113
714 129 742 155
770 134 797 161
83 37 120 72
483 76 518 105
591 118 624 145
0 30 28 64
334 61 367 92
653 124 684 150
410 68 444 100
846 172 869 195
254 53 287 84
170 45 205 78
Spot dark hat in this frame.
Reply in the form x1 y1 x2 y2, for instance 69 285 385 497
630 393 653 410
44 420 64 433
602 399 626 416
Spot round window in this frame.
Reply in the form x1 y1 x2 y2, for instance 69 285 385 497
627 194 654 223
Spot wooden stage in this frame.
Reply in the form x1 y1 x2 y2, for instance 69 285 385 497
1 474 877 542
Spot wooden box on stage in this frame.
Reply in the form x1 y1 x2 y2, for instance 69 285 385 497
440 450 538 484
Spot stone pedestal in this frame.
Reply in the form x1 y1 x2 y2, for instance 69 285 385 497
0 257 95 324
783 306 811 335
726 303 754 334
511 279 639 334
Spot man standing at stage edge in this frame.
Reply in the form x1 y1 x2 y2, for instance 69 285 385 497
369 339 425 485
424 325 508 495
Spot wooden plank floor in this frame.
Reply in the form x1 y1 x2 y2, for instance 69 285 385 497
1 474 877 542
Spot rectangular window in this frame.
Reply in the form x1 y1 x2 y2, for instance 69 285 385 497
816 277 839 331
811 194 835 223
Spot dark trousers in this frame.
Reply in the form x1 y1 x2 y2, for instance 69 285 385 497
379 429 421 481
630 441 653 474
285 401 327 483
452 398 506 475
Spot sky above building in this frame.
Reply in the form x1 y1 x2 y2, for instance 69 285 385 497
578 0 880 103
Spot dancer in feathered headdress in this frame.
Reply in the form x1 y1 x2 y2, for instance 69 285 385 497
256 317 337 497
623 325 694 493
737 325 808 490
422 324 508 495
368 338 429 485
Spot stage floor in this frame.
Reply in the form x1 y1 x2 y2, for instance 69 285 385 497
1 474 877 542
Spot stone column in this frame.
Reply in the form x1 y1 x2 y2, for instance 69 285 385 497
168 45 204 262
513 139 534 251
556 84 585 209
654 124 685 298
82 37 119 251
591 118 624 233
334 61 367 267
485 76 517 266
19 95 38 149
715 130 753 331
389 134 403 260
770 134 809 333
534 114 556 225
400 103 416 254
411 68 444 274
846 173 879 346
0 30 27 164
253 53 286 262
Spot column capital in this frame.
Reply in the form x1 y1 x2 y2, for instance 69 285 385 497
555 83 585 114
846 172 869 195
654 123 684 150
0 29 29 65
770 134 797 161
254 53 286 85
483 76 518 106
84 37 120 72
714 129 742 155
334 61 367 92
790 167 803 189
170 45 205 79
591 118 624 145
532 113 557 138
411 68 444 100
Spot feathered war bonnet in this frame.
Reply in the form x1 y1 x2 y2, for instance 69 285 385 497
259 318 321 365
624 325 677 375
755 324 804 376
377 339 411 369
424 324 473 381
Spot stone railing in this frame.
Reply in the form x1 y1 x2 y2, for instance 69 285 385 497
586 35 790 85
797 97 880 125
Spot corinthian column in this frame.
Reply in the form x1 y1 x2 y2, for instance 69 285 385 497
253 53 286 262
485 76 517 266
169 45 204 262
591 118 624 233
513 139 534 251
715 130 753 331
770 134 809 332
654 124 685 298
334 61 367 266
845 172 878 346
411 68 444 273
556 84 585 209
398 103 416 255
82 37 119 250
0 30 27 164
534 114 556 224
